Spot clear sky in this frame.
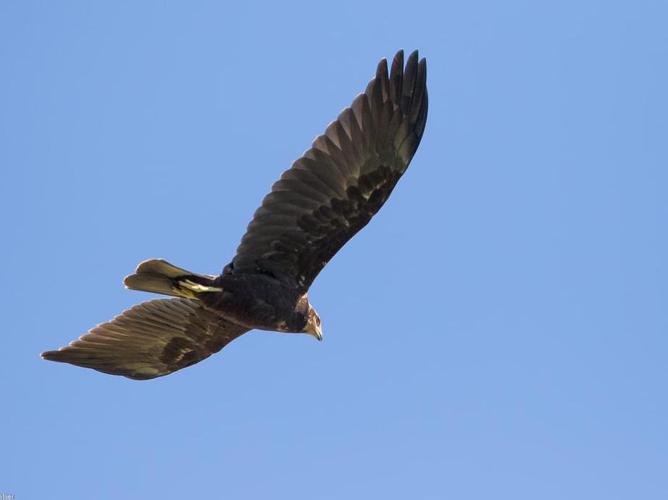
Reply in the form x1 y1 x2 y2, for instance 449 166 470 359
2 1 667 499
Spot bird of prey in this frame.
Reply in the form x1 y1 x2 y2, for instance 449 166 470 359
42 50 428 380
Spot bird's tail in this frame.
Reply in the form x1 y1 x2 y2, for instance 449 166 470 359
124 259 222 299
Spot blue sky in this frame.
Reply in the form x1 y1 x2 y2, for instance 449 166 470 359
2 1 667 499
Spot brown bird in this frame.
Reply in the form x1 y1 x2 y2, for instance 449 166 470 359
42 50 428 380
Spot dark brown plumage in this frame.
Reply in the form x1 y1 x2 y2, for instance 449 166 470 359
42 50 428 380
43 298 249 380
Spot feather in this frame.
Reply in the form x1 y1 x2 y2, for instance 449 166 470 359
231 50 428 289
42 299 249 380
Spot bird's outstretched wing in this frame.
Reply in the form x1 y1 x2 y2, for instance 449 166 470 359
42 299 249 380
230 50 428 290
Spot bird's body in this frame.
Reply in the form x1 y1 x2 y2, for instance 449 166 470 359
203 271 311 333
42 50 428 380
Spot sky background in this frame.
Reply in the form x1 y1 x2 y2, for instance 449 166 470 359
2 1 667 499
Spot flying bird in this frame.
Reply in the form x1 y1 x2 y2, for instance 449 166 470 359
42 50 428 380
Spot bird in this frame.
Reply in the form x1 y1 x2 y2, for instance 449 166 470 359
42 49 428 380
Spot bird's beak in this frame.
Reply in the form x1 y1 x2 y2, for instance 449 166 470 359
306 320 323 341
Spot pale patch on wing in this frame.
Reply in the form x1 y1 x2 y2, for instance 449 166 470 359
178 279 224 294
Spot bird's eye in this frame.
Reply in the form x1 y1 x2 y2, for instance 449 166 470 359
316 317 321 326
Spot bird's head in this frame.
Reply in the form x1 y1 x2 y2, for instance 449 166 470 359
304 304 323 341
